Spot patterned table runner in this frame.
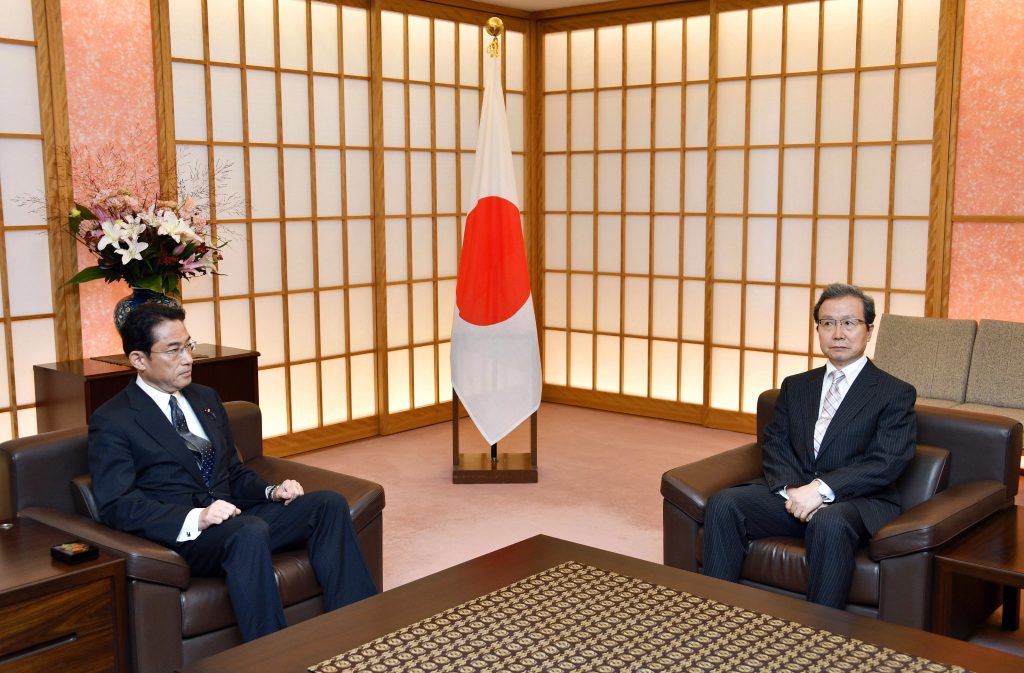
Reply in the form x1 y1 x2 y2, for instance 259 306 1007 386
310 561 969 673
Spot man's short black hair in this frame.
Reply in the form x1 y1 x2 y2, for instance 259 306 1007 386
813 283 876 326
121 303 187 356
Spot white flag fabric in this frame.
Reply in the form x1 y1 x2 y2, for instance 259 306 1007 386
450 49 541 446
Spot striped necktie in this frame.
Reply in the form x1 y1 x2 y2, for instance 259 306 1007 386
813 371 845 457
169 396 215 487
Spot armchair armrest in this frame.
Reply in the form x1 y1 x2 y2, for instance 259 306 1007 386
245 456 385 532
19 506 191 589
661 442 763 523
868 480 1008 561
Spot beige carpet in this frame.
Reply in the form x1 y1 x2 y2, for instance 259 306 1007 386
291 402 750 590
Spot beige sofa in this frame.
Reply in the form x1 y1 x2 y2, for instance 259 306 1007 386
873 315 1024 467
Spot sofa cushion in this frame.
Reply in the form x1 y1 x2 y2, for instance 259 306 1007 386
955 402 1024 424
965 319 1024 408
916 398 960 409
872 314 976 404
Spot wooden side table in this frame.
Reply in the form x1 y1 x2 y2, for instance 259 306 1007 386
0 517 126 672
34 344 259 433
933 506 1023 637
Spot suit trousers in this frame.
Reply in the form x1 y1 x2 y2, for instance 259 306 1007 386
176 491 378 641
702 483 870 609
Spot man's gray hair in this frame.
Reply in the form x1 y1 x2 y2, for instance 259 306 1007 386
813 283 876 325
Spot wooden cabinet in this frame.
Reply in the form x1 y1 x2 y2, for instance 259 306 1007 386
33 344 259 433
0 518 126 672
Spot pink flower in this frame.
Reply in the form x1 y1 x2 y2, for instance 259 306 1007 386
179 253 208 275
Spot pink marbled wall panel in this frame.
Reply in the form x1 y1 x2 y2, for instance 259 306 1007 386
62 0 159 357
948 0 1024 321
954 0 1024 216
948 222 1024 321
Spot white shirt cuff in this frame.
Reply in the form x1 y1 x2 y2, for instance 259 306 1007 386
815 479 836 503
176 508 204 542
779 481 835 503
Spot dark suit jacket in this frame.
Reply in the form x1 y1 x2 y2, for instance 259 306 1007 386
761 359 917 535
88 380 271 548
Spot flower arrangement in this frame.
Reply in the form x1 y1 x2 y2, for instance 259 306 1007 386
67 189 223 297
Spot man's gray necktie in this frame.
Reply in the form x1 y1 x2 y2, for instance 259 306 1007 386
169 396 215 487
813 371 846 457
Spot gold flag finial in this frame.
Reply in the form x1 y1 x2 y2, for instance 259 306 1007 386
486 17 504 58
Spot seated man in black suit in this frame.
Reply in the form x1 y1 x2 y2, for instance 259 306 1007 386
88 304 377 641
702 283 916 609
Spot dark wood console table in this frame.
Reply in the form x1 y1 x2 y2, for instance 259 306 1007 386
933 506 1024 637
33 344 259 433
0 517 126 672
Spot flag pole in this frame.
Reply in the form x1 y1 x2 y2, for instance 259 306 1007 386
486 16 502 468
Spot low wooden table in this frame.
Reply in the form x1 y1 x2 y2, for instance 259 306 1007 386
178 535 1021 673
0 517 126 672
934 506 1024 636
34 344 259 433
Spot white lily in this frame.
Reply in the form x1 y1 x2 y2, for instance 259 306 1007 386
96 220 125 251
116 237 149 265
121 214 148 238
155 210 190 243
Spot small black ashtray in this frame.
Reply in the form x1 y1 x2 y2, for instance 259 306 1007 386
50 541 99 564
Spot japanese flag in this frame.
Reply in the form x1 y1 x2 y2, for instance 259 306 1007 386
450 48 541 446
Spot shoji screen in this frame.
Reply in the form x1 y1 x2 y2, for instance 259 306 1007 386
376 5 527 431
708 0 941 418
542 6 712 424
0 0 74 439
161 0 377 443
541 0 947 430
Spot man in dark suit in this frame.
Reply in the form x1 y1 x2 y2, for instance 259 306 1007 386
88 304 377 641
702 283 916 609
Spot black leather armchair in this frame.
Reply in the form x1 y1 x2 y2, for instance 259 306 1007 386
662 389 1021 636
1 401 385 673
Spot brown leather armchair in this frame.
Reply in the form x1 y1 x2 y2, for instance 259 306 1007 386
662 389 1022 636
1 401 385 673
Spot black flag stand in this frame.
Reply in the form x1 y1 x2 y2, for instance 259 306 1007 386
452 392 538 484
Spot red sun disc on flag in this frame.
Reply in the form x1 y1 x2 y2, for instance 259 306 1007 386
455 195 531 326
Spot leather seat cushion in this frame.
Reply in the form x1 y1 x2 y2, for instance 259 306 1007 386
697 532 879 606
180 549 321 637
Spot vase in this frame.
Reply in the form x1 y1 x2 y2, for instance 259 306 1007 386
113 287 180 332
